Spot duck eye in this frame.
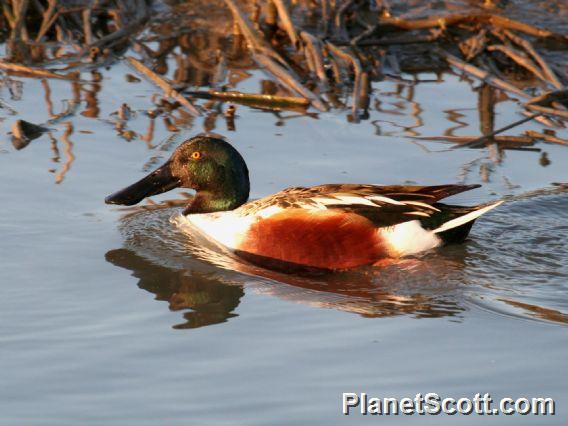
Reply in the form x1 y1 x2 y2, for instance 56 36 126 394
191 151 201 160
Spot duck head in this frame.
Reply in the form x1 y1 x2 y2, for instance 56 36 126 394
105 135 250 215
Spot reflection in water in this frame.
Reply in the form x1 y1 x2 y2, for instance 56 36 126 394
498 299 568 324
106 248 244 329
54 122 75 184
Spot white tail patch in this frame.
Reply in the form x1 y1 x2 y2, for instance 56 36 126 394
381 220 441 256
433 200 504 234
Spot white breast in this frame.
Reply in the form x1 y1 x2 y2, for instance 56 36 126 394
171 211 255 251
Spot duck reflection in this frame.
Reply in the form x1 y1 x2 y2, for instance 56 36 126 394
106 248 244 329
105 207 467 330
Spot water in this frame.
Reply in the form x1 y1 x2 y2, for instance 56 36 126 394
1 59 568 424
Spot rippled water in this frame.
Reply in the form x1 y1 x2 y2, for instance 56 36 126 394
1 60 568 424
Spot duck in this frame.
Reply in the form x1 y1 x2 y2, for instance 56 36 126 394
106 135 503 273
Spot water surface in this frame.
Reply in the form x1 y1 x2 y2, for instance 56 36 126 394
1 59 567 425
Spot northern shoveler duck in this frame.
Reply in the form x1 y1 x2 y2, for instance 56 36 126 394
106 135 502 272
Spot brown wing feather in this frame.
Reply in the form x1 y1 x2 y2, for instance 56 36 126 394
240 184 480 215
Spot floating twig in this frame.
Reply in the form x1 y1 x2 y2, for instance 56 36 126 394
185 89 310 109
525 130 568 146
0 60 79 80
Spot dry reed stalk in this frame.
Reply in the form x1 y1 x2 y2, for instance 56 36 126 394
35 0 58 41
525 104 568 119
82 7 94 45
126 56 202 116
300 31 328 86
486 44 549 85
272 0 300 47
10 0 30 41
379 13 564 39
327 42 363 117
86 13 148 52
353 30 441 47
435 48 530 99
503 30 563 90
223 0 285 65
525 89 568 106
254 53 327 111
334 0 355 41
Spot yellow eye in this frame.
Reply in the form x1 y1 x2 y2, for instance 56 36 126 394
191 151 201 160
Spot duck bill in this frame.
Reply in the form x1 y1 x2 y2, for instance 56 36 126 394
105 161 181 206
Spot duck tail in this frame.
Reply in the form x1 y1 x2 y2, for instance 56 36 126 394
431 200 504 244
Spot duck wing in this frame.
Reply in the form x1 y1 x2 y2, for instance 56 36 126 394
238 184 481 228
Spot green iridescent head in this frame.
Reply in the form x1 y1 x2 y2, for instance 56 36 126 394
106 135 250 214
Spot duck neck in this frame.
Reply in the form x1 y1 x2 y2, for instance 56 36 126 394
183 186 249 215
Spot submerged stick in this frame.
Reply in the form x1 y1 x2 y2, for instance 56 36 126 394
126 56 201 116
452 113 542 149
413 135 534 145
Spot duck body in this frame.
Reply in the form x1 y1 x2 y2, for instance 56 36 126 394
106 136 502 273
175 183 501 272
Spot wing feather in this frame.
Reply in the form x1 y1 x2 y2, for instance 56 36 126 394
238 183 480 228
